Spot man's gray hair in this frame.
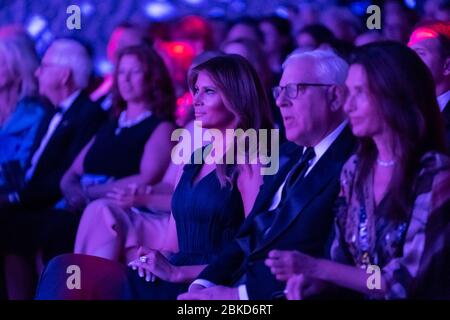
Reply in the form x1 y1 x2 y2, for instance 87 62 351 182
282 49 349 85
48 38 92 89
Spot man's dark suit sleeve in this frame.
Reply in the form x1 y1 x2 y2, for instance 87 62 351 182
247 178 342 300
19 107 106 208
443 103 450 152
197 239 246 285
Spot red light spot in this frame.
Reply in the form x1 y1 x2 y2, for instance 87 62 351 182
408 28 438 46
173 44 185 54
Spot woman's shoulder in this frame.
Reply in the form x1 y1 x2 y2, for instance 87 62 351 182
151 114 176 127
4 97 48 131
146 117 177 139
153 118 177 131
15 96 48 118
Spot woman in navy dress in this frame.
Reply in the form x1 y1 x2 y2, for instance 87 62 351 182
123 54 275 299
36 54 275 300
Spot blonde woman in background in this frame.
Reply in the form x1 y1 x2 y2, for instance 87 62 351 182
0 26 49 192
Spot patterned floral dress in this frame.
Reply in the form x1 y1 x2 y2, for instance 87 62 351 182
331 152 450 299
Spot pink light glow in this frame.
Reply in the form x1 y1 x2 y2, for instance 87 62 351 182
408 28 439 46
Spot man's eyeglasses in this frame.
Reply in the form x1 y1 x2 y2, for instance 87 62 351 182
272 83 333 100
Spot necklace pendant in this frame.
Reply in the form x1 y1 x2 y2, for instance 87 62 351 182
376 159 396 167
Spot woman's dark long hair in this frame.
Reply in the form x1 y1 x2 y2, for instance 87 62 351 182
351 41 447 220
112 45 176 121
188 54 274 187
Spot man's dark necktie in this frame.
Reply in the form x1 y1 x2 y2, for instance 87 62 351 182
282 146 316 196
253 147 316 242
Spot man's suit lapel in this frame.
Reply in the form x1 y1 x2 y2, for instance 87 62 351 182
443 100 450 150
30 105 55 154
252 143 302 214
253 127 355 254
238 142 302 235
443 100 450 122
443 100 450 126
32 93 90 176
46 92 86 143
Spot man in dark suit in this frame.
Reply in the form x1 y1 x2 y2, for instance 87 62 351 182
0 38 107 209
409 21 450 150
444 99 450 150
178 50 355 300
0 38 106 299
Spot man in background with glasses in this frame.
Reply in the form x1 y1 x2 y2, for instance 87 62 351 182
179 50 356 300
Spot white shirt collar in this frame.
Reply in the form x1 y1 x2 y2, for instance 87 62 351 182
59 90 81 113
267 120 348 211
308 120 348 166
437 89 450 112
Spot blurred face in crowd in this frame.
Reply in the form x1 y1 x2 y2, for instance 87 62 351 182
117 54 146 104
192 71 235 130
354 31 384 47
0 51 20 124
321 19 353 43
298 4 320 28
226 24 260 43
424 0 440 19
260 21 281 54
409 31 448 88
275 58 336 146
424 0 450 21
296 32 318 51
344 64 386 138
383 9 412 44
0 53 16 90
35 46 70 103
223 42 249 60
209 19 229 49
107 27 144 64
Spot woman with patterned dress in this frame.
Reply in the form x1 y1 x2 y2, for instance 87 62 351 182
266 42 450 299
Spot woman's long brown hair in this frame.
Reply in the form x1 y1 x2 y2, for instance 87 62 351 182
351 41 447 220
188 54 275 188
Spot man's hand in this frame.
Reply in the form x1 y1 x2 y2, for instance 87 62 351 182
177 286 239 300
284 274 327 300
265 249 317 281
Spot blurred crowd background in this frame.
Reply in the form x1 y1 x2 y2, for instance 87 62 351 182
1 0 448 126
